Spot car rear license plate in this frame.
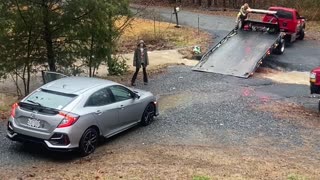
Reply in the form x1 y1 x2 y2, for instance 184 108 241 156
27 118 41 128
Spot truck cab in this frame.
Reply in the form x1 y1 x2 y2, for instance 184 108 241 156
262 7 306 42
310 67 320 94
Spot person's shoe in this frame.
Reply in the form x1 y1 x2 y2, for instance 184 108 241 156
144 82 148 85
131 83 136 86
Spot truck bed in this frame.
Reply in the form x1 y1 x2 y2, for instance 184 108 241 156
193 30 280 78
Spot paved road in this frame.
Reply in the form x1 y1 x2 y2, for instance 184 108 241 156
1 8 320 178
136 7 320 71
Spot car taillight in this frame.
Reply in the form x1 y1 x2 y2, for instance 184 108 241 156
58 111 80 128
10 103 19 118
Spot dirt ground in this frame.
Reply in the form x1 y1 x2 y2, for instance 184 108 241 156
0 144 319 180
255 68 309 85
97 49 198 77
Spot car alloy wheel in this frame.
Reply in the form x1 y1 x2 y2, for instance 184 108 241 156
79 128 98 156
141 103 155 126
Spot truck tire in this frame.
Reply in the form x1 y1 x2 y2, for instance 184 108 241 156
274 39 285 55
297 29 305 40
310 83 320 94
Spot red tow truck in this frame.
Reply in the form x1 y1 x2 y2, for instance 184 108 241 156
310 67 320 94
262 7 306 43
310 67 320 111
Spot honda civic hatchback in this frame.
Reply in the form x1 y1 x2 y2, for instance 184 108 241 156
7 77 159 156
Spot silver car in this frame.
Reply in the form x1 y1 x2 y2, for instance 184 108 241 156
7 77 159 156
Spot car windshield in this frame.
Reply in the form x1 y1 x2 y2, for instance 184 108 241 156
273 10 293 19
24 89 77 110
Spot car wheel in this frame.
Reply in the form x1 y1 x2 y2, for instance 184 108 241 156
140 103 155 126
297 29 305 40
79 127 98 156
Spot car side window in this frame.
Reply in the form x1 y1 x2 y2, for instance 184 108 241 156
85 88 113 107
109 86 133 102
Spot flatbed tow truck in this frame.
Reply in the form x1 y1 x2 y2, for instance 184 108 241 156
193 9 285 78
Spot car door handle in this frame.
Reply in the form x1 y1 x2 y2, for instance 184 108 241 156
95 110 102 115
119 105 125 110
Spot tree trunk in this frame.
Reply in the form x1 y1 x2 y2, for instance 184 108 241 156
197 0 202 6
207 0 212 7
42 0 56 72
88 34 94 77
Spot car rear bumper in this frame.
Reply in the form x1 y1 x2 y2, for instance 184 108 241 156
6 132 77 152
7 120 79 151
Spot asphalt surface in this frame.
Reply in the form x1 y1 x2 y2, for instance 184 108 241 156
135 6 320 71
1 7 320 174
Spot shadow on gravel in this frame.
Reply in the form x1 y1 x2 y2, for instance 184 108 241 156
262 55 292 71
10 143 79 163
7 125 145 163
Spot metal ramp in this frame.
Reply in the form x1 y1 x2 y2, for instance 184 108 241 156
193 29 280 78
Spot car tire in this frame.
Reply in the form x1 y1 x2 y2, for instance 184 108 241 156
140 103 155 126
79 127 99 156
310 83 320 94
274 39 285 55
297 29 305 40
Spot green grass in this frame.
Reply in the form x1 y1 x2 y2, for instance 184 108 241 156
287 173 309 180
193 175 211 180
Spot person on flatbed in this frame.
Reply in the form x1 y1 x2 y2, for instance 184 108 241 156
236 3 251 29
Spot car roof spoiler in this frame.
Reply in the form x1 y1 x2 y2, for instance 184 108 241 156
41 71 68 85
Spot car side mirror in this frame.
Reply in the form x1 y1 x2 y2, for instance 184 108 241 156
134 93 140 99
299 16 305 19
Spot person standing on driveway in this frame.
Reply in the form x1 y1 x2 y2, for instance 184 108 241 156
131 40 149 86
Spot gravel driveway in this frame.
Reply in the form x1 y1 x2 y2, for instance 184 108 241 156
0 8 320 179
1 66 320 179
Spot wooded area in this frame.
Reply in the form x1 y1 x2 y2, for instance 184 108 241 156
135 0 320 20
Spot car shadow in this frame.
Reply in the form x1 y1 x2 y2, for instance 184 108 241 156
8 124 147 163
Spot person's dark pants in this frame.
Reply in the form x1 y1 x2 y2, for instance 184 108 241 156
236 14 247 30
131 65 148 84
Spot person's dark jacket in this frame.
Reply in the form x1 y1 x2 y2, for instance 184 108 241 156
133 47 149 68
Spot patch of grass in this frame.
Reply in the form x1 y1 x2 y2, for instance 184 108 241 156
306 21 320 40
287 173 309 180
193 175 211 180
117 18 212 53
0 93 17 120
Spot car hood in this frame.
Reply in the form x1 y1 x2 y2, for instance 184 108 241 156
131 88 149 95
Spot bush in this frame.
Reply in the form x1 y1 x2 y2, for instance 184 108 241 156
108 55 129 76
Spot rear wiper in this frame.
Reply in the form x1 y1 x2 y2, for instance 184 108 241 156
26 100 43 107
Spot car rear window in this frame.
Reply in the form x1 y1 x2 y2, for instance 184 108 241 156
273 10 293 20
24 89 77 110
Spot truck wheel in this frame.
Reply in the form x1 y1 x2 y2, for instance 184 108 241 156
274 39 285 55
297 29 305 40
310 83 320 94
